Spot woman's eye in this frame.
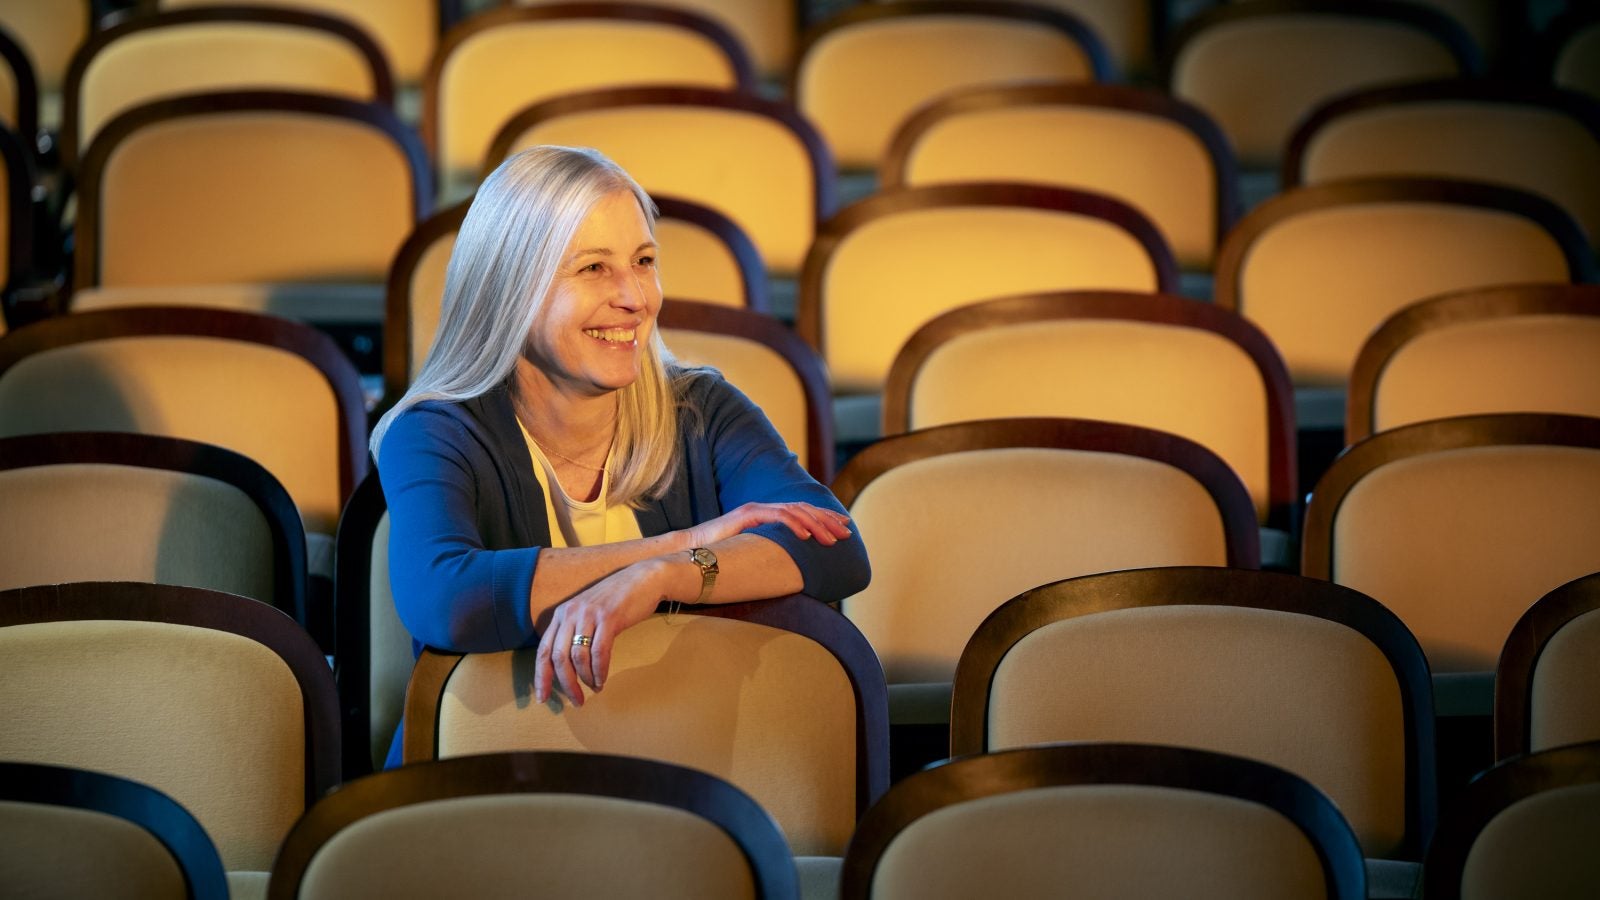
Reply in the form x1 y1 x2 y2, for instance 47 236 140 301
636 255 656 268
581 262 604 273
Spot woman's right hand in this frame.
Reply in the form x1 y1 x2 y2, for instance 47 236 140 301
684 501 853 549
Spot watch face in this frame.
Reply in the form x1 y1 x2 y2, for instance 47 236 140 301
691 547 717 567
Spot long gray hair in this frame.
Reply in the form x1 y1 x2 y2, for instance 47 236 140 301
370 146 682 506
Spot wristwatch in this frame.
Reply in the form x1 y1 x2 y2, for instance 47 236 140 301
687 547 719 604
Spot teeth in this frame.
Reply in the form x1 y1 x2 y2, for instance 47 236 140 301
583 328 635 343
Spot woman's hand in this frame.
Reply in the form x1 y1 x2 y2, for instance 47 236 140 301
684 501 853 549
532 557 683 707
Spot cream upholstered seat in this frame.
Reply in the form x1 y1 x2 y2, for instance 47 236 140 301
1303 414 1600 694
883 82 1238 271
883 291 1296 531
512 0 798 82
271 751 798 899
792 1 1110 174
72 90 429 325
797 183 1178 405
0 761 229 900
0 0 88 132
1285 80 1600 250
1213 178 1590 429
60 6 392 173
0 582 340 895
424 4 753 203
1495 572 1600 759
951 566 1436 869
1423 740 1600 900
332 471 409 777
841 742 1367 900
834 418 1259 731
1164 1 1477 170
0 431 307 623
486 85 834 278
880 0 1157 80
1347 283 1600 442
660 299 833 482
1549 9 1600 102
382 197 770 408
403 595 889 859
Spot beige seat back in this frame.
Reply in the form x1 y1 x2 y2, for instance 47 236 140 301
800 184 1176 394
652 195 766 310
406 601 886 857
795 2 1106 171
886 292 1293 525
1304 415 1600 677
0 0 88 129
0 582 339 874
1215 179 1585 387
426 6 750 203
494 87 831 276
1495 573 1600 758
834 419 1258 723
1348 284 1600 441
886 83 1235 269
1289 83 1600 248
77 92 423 292
333 472 411 774
514 0 796 79
1167 5 1472 167
886 0 1152 78
950 568 1435 860
63 8 391 171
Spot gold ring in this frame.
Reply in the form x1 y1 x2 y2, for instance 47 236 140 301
572 634 593 647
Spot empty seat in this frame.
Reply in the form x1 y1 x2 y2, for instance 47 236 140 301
1496 572 1600 758
511 0 799 81
1547 8 1600 102
0 0 89 132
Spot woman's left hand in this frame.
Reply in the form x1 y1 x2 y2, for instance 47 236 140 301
532 557 679 707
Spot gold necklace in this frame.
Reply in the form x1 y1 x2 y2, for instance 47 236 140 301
528 433 608 472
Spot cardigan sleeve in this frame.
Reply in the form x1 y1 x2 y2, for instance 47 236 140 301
693 374 872 604
379 404 542 653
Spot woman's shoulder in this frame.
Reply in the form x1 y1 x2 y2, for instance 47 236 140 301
382 388 517 459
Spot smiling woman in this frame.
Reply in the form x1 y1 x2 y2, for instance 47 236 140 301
370 147 870 767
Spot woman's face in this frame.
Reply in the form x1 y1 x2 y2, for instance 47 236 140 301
523 190 662 398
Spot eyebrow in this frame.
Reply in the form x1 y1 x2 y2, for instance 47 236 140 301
566 241 658 265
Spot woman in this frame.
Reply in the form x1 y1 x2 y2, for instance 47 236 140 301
372 146 870 734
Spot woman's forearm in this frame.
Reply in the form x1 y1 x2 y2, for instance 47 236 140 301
527 530 693 621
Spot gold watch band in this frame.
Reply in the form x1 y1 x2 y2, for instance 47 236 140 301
688 547 718 604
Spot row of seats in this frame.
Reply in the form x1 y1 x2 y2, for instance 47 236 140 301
4 568 1598 897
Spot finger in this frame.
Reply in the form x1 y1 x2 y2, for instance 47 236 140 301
590 620 612 692
551 620 585 707
533 623 556 703
570 621 598 691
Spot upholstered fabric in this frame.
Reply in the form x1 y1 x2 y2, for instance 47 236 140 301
1300 103 1600 247
822 207 1162 392
654 215 750 308
796 855 842 900
904 105 1218 267
297 794 757 898
367 512 412 770
1374 316 1600 432
0 338 344 532
661 328 810 471
1554 24 1600 100
161 0 436 82
0 800 188 899
909 320 1270 519
1172 14 1459 166
70 283 386 325
405 228 453 378
0 3 87 91
515 0 795 77
0 463 277 603
798 15 1095 169
1530 608 1600 752
987 605 1407 856
843 448 1229 686
78 23 380 155
873 785 1326 899
509 106 816 273
0 620 306 871
96 112 414 287
434 19 739 201
1239 204 1569 385
1461 782 1600 900
436 614 857 855
1333 445 1600 673
227 870 270 900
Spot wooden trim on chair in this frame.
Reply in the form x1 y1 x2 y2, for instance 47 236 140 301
0 581 342 807
654 194 769 313
841 742 1368 900
659 298 833 482
1214 177 1598 313
61 6 396 173
881 82 1241 252
832 417 1261 568
269 751 800 900
0 306 370 506
1346 283 1600 441
947 566 1438 859
879 290 1297 530
382 199 469 409
0 25 38 147
422 3 757 163
333 468 386 779
75 89 434 292
796 183 1180 357
1494 572 1600 759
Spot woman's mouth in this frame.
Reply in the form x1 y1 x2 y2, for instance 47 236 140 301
583 327 636 344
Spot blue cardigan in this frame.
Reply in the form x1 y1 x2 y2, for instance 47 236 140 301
378 370 871 654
